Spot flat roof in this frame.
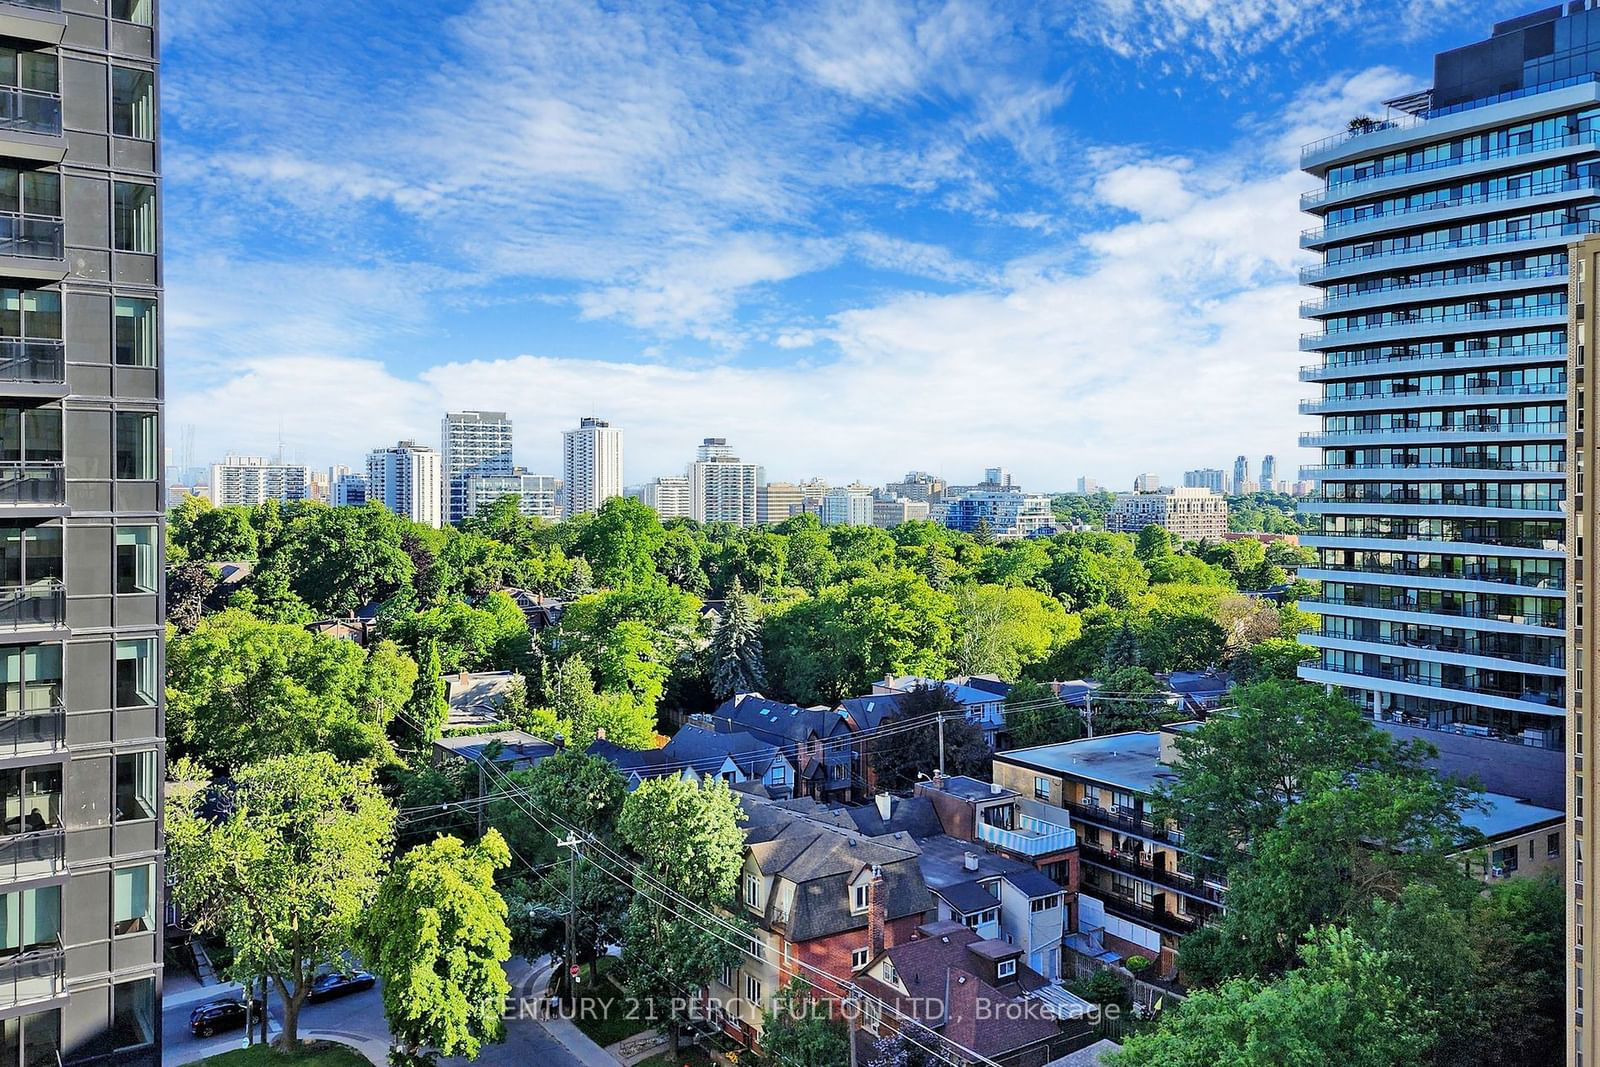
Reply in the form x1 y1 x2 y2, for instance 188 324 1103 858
997 732 1177 796
1461 791 1563 841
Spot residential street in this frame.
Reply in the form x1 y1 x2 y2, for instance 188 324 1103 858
160 958 607 1067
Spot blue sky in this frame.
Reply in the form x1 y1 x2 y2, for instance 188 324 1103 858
162 0 1532 491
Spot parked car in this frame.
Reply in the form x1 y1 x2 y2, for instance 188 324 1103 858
189 996 262 1038
306 971 377 1003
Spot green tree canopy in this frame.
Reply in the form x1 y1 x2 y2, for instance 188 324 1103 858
166 752 395 1047
571 496 667 587
357 830 513 1062
709 582 768 700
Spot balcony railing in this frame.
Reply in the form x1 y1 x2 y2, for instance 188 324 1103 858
0 936 63 1010
1309 628 1564 667
1300 266 1570 316
1301 343 1568 378
1307 561 1562 589
1299 75 1600 166
1300 383 1565 411
1302 176 1600 244
0 693 63 755
1083 882 1203 935
1079 842 1227 903
0 88 59 138
1303 308 1568 345
0 213 60 261
0 339 60 384
1301 460 1565 474
1304 526 1562 550
977 813 1076 857
0 462 61 506
1300 221 1600 283
0 821 63 881
0 580 61 628
1307 492 1563 512
1300 422 1566 444
1305 595 1563 628
1312 658 1564 705
1063 799 1174 843
0 0 63 10
1302 130 1600 208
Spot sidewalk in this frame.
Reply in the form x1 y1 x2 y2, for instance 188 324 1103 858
540 1017 620 1067
301 1029 387 1065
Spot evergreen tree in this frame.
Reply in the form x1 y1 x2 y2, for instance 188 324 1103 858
562 556 595 599
972 518 996 546
920 543 951 591
1103 620 1141 669
405 637 449 744
709 581 767 699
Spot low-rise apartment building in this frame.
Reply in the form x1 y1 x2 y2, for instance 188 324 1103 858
1106 488 1227 541
992 726 1224 978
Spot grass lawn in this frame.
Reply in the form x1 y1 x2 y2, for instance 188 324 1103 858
570 956 657 1048
191 1041 373 1067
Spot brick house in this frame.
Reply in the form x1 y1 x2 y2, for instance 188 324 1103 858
705 795 934 1049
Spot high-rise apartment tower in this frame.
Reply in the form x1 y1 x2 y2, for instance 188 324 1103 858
440 410 512 526
561 417 622 517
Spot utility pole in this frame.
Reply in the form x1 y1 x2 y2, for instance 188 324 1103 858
1084 694 1094 739
556 833 581 1003
936 710 946 777
846 990 859 1067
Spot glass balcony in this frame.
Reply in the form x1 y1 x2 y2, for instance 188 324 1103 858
976 813 1076 857
1302 306 1568 346
1308 626 1563 667
1300 382 1566 413
0 581 60 628
1307 491 1562 512
0 89 58 139
1306 561 1563 590
0 463 60 506
1300 221 1600 283
1301 460 1565 474
1300 422 1566 445
1303 132 1600 209
0 935 61 1012
1310 658 1564 708
0 339 59 384
1300 265 1570 316
0 214 59 262
1302 176 1600 246
1301 343 1568 380
1305 594 1563 628
0 690 60 756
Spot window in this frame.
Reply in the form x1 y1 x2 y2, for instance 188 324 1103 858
997 960 1017 979
112 183 156 253
743 873 759 908
883 959 897 983
0 407 59 464
852 883 869 913
0 1007 58 1067
1030 895 1060 913
111 0 152 24
719 962 734 988
744 974 761 1005
0 763 58 835
0 48 56 94
114 411 157 479
0 289 59 343
744 935 763 962
1551 832 1563 859
113 864 153 935
1492 844 1520 874
111 68 154 140
115 639 156 708
0 645 58 715
0 171 58 220
111 977 154 1050
1034 776 1051 801
0 884 58 954
0 526 59 587
114 751 156 822
116 527 156 594
851 947 870 970
113 298 156 367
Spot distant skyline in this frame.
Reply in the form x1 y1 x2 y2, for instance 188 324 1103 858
162 0 1532 488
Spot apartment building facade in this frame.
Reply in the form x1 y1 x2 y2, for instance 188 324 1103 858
1297 8 1587 756
440 410 512 526
206 455 308 506
819 484 872 527
633 474 690 519
366 441 442 528
1182 468 1225 493
1106 488 1228 541
561 417 621 517
689 439 761 526
463 471 558 520
0 1 168 1063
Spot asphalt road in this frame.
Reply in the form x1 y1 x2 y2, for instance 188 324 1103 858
161 959 598 1067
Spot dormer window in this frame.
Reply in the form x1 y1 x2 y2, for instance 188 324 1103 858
997 960 1017 979
853 883 870 913
883 959 897 983
744 873 759 908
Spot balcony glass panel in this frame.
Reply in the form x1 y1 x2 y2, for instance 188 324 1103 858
0 765 55 837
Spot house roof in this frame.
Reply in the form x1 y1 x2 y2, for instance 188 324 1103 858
935 775 1014 803
844 795 945 839
883 677 1003 707
856 922 1057 1057
1002 868 1067 899
1459 790 1563 841
714 693 852 746
997 731 1176 797
432 730 557 772
837 692 911 731
739 795 931 943
662 723 785 781
955 675 1011 698
445 671 519 728
933 880 1004 915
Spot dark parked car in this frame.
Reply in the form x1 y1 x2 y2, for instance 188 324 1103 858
306 971 377 1003
189 996 262 1038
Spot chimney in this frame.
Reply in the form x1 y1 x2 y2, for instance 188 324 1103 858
989 782 1002 795
874 792 892 822
884 674 895 688
459 670 469 683
595 727 607 741
868 864 886 957
963 852 979 872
